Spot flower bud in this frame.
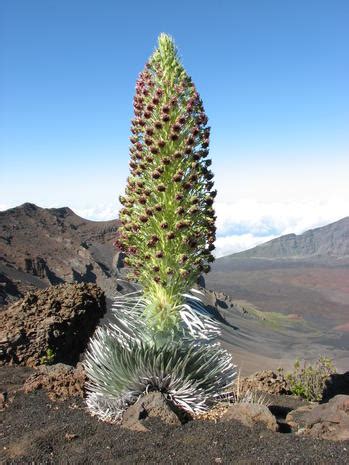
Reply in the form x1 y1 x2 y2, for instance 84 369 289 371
150 147 159 155
173 171 183 182
183 182 192 190
179 268 189 278
175 221 189 230
152 170 161 179
179 254 188 264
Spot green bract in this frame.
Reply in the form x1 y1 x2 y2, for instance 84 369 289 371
116 34 216 331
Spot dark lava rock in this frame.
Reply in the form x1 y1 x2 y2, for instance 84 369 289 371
23 363 86 401
0 283 106 367
121 392 188 432
286 394 349 441
323 371 349 401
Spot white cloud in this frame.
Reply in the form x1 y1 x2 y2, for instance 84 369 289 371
214 233 277 257
74 203 119 221
214 197 349 256
0 203 10 211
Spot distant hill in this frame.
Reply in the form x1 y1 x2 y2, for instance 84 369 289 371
0 203 121 305
228 217 349 260
206 217 349 330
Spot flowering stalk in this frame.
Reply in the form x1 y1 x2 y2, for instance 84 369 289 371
116 34 216 332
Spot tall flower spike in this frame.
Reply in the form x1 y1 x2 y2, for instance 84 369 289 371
117 33 216 332
84 33 237 424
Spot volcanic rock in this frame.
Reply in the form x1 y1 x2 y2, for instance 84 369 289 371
221 403 279 432
121 392 186 432
238 370 291 396
23 363 86 401
286 394 349 441
0 283 105 367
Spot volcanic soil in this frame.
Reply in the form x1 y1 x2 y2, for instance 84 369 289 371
1 367 349 464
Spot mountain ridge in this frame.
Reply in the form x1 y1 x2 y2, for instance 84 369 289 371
0 203 121 306
225 216 349 260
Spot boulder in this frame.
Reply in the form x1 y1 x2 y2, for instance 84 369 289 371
0 283 106 367
22 363 86 401
220 403 279 432
121 392 186 432
238 370 290 396
286 394 349 441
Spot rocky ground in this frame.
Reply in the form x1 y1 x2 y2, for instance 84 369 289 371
1 282 348 464
0 366 349 464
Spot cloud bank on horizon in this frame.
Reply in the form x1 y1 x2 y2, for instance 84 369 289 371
76 198 348 257
1 196 348 258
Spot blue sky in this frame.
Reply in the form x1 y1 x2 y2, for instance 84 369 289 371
1 0 348 255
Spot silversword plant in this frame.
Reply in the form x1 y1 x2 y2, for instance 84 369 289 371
84 34 237 422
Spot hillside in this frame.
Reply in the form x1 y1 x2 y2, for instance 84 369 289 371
0 203 120 305
206 217 349 331
229 217 349 260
